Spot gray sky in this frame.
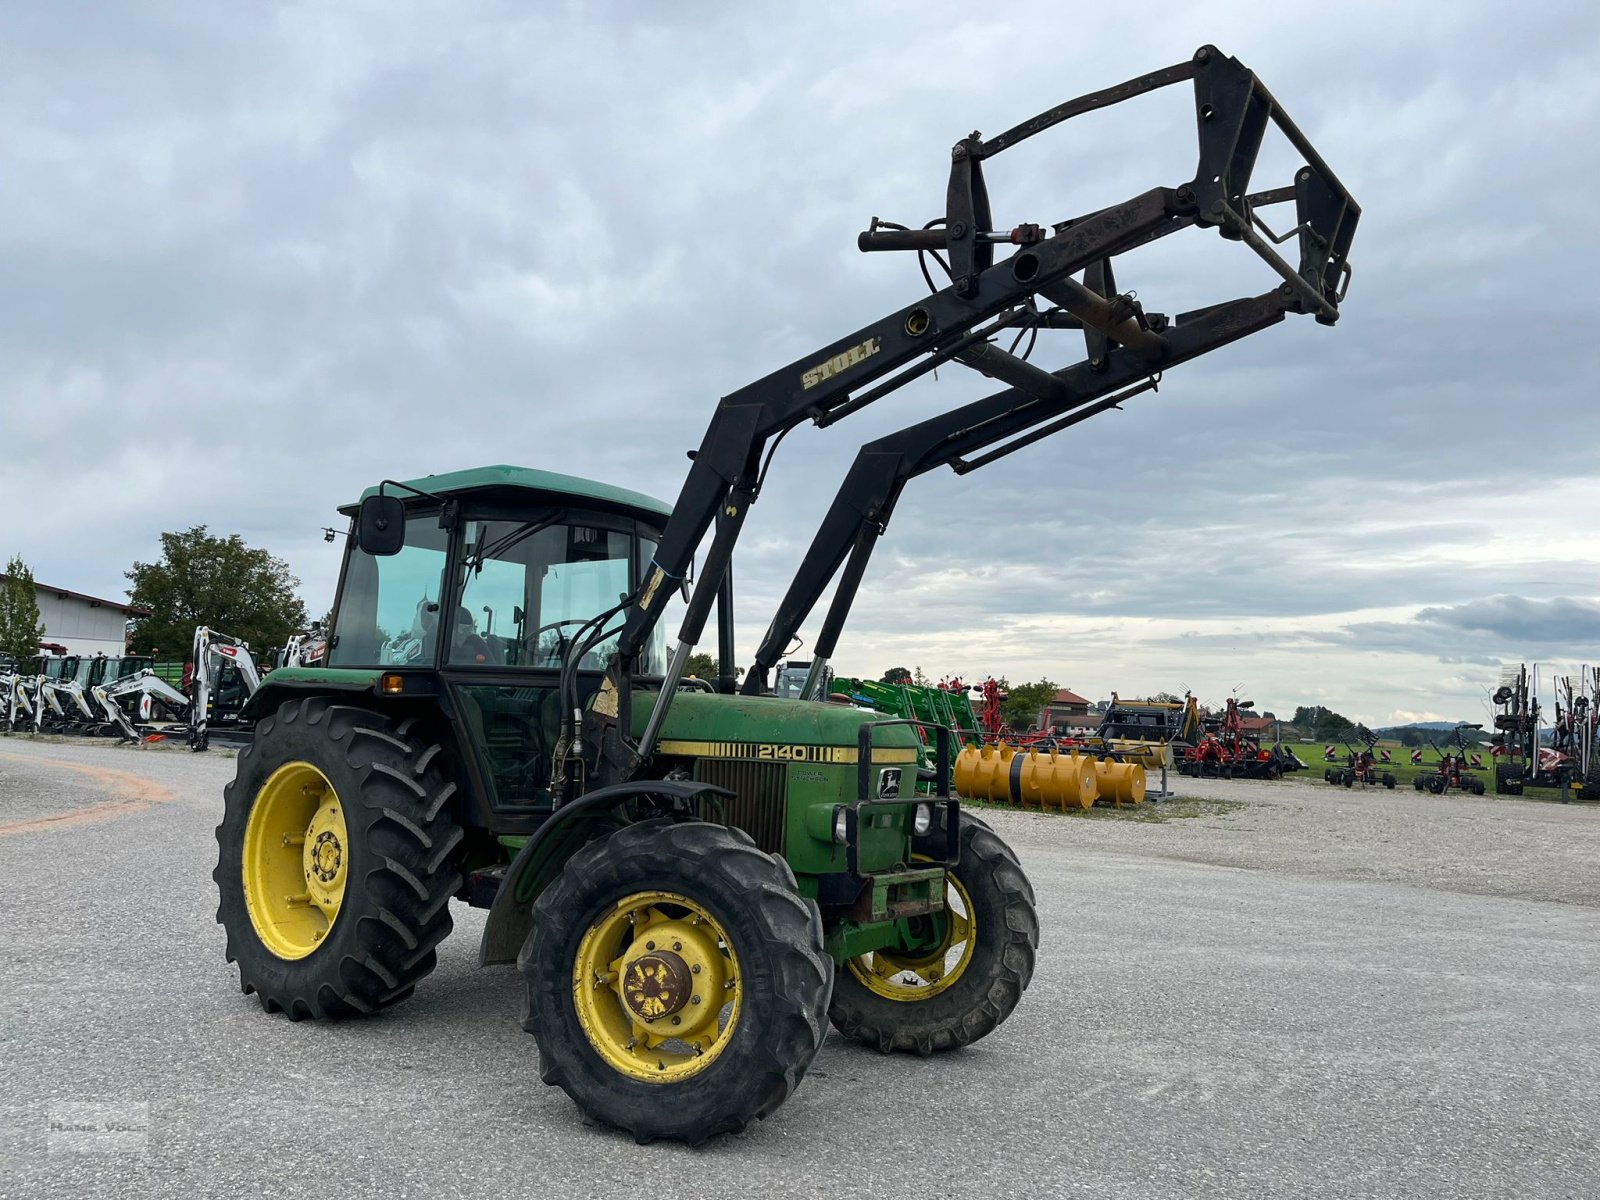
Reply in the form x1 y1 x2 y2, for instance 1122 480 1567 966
4 0 1598 725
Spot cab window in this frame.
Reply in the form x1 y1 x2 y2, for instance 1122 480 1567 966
328 518 450 667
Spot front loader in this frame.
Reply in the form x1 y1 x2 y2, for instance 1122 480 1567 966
213 46 1358 1144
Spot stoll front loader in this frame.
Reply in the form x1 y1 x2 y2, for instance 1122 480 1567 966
214 47 1357 1143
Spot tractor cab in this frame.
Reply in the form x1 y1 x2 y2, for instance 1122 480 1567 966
329 466 669 671
293 466 675 815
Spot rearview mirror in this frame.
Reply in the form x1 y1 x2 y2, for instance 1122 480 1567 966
357 495 406 556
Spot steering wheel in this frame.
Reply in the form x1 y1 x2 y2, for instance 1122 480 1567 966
526 619 593 665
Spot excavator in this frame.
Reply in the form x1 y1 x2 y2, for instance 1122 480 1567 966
188 627 266 750
215 47 1358 1143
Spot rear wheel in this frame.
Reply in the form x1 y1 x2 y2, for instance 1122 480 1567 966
829 814 1038 1055
213 697 463 1019
521 820 831 1145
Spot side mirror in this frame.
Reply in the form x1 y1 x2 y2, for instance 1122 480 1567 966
357 495 406 556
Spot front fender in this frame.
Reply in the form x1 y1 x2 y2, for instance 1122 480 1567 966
478 779 731 966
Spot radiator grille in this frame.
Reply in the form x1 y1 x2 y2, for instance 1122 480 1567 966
692 758 787 855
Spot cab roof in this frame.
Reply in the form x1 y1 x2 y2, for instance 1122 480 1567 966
346 464 672 521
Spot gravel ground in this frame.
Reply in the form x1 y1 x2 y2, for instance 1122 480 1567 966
0 735 1596 1199
989 771 1600 908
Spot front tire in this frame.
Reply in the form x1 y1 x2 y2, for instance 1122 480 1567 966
520 820 831 1145
829 814 1038 1055
213 697 463 1019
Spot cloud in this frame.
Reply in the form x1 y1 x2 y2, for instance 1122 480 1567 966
1415 596 1600 643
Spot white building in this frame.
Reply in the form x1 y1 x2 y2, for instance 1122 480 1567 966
5 578 150 657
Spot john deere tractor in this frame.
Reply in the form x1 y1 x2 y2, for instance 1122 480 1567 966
213 46 1357 1142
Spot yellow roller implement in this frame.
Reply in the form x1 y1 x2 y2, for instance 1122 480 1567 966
954 744 1097 809
953 743 1014 803
1101 739 1173 772
1093 758 1147 807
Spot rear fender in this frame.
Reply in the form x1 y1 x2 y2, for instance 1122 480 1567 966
241 669 383 721
478 779 732 966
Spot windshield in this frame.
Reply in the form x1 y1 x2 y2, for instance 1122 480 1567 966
450 516 664 672
328 508 665 672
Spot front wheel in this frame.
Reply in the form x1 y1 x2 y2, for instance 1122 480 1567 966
829 814 1038 1055
521 820 831 1145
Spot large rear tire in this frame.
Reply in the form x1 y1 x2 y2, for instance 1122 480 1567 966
214 697 463 1019
828 814 1038 1055
520 819 831 1145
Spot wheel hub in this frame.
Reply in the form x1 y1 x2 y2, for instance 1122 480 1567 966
621 950 692 1021
571 892 741 1084
241 762 349 961
310 830 343 883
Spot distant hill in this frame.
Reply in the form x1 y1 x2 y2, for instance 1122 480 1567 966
1376 722 1464 733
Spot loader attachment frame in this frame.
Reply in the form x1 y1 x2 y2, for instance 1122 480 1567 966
571 44 1359 793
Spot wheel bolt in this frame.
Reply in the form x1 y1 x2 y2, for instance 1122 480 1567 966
671 1016 681 1026
646 941 655 950
691 964 701 974
691 996 701 1005
672 941 681 952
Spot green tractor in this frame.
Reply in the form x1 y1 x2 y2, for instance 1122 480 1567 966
216 467 1037 1141
213 47 1357 1142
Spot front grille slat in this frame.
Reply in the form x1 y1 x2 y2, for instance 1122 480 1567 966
691 758 787 855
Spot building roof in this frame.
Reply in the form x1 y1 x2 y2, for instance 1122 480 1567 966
1240 716 1276 733
2 577 151 618
1050 688 1090 706
350 464 672 520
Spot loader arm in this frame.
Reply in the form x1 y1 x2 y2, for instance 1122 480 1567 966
576 44 1359 793
739 283 1297 697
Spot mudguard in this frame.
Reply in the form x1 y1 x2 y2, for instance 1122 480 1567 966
478 778 732 966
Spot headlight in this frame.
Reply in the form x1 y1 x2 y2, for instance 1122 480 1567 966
912 803 932 835
833 807 849 844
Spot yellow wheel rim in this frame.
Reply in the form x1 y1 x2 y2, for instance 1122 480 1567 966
846 866 975 1002
241 761 349 960
571 891 741 1084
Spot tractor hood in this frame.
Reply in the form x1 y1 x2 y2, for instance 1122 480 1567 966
631 690 921 760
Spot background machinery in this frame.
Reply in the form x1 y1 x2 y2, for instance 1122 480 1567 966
1323 727 1396 789
188 626 265 751
1178 697 1303 779
1491 664 1600 800
1413 723 1486 795
211 47 1356 1143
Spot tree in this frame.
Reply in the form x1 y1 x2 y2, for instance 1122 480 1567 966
1293 704 1356 742
0 554 45 661
912 665 929 687
126 527 308 657
881 666 912 685
1001 679 1058 732
1398 728 1424 748
684 652 741 680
